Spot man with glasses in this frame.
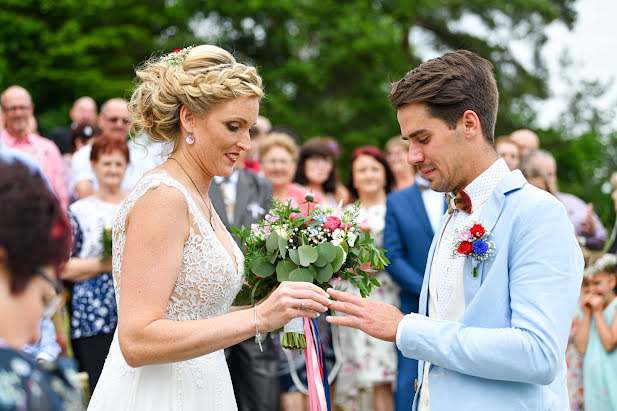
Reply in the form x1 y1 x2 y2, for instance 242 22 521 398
71 98 166 198
0 85 69 210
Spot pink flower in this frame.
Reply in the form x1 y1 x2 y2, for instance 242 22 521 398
324 216 342 232
265 215 280 223
289 212 299 220
458 230 473 242
340 223 351 231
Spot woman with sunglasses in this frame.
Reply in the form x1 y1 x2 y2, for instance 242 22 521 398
0 159 84 410
61 136 129 395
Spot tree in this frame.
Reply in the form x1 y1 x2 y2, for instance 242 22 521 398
0 0 195 130
2 0 581 163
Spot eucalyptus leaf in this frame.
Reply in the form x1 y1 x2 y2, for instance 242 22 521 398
316 263 334 283
267 252 278 264
266 231 279 252
250 258 275 277
331 246 345 272
278 236 288 259
276 259 297 282
289 267 314 282
288 248 300 265
298 245 318 267
317 242 337 262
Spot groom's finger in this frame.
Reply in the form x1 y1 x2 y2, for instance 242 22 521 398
326 288 364 305
327 299 363 317
325 313 360 329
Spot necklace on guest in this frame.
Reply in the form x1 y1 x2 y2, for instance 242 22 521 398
168 157 216 231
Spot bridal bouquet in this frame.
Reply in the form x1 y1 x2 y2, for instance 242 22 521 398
232 194 389 349
100 225 113 262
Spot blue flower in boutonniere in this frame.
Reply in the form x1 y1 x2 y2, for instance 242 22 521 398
452 222 495 277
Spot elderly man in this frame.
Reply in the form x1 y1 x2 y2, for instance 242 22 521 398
523 149 607 250
327 50 583 411
71 98 166 198
1 86 68 210
510 129 540 158
48 97 97 154
243 115 271 173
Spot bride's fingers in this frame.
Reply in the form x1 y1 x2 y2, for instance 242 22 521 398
286 289 331 307
281 281 329 297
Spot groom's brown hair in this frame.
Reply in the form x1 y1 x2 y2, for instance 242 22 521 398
389 49 499 146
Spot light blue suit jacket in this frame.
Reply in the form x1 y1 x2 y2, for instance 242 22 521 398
397 170 584 411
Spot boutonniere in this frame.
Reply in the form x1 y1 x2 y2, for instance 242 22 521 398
452 222 495 277
247 202 266 219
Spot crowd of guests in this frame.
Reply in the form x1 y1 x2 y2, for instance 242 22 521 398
1 82 616 411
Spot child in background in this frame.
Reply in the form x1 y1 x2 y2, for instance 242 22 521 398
566 276 588 410
575 253 617 409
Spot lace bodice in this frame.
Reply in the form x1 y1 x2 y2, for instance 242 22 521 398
111 172 244 321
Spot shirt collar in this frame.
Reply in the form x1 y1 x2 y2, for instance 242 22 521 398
213 169 239 185
454 158 510 211
1 128 34 145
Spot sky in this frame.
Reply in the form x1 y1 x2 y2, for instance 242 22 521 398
411 0 616 130
538 0 616 127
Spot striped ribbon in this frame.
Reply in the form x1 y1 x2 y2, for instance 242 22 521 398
303 317 331 411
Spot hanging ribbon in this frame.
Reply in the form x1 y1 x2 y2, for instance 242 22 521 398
303 317 331 411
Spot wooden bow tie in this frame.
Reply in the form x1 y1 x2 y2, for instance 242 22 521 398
446 190 472 214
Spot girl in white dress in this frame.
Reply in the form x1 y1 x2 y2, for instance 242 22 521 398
88 45 330 411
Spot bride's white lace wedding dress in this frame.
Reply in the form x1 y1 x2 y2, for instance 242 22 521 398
88 172 244 410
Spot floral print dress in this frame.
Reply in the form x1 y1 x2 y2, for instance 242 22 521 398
0 345 84 410
334 204 400 410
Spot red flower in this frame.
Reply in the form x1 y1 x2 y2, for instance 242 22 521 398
324 216 342 232
172 48 183 53
457 241 474 255
470 224 485 238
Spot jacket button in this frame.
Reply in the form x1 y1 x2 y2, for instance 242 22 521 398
414 379 418 391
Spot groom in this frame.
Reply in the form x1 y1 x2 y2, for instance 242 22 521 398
326 50 583 410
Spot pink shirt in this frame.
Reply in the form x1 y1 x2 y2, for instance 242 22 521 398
1 129 68 210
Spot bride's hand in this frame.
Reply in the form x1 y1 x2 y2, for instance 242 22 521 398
255 281 331 333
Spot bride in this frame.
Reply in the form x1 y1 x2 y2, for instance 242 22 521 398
88 45 330 410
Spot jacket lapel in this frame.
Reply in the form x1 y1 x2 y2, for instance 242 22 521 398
409 185 435 238
234 170 251 227
209 181 230 228
462 170 527 304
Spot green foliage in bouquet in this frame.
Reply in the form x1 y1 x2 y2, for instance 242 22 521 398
101 225 113 262
232 197 389 348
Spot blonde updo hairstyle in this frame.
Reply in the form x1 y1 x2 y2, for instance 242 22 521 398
129 45 264 149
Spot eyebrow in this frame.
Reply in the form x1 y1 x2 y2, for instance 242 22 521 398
229 116 249 124
405 128 429 140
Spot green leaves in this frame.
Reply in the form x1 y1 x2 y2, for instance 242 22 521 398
289 267 315 282
298 245 318 267
316 263 334 283
250 258 275 278
331 246 346 272
276 259 296 282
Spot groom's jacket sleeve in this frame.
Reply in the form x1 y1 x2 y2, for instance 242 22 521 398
397 195 583 385
384 194 424 297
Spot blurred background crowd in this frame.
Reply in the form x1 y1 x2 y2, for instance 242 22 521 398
2 88 617 410
2 1 617 410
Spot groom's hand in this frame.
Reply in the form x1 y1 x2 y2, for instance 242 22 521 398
325 289 404 342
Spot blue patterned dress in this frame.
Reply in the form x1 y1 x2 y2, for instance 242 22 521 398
68 197 120 340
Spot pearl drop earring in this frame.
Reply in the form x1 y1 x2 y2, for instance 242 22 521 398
185 134 195 145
